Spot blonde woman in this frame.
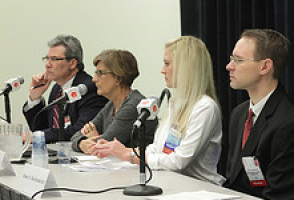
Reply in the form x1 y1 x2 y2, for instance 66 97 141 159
90 36 225 185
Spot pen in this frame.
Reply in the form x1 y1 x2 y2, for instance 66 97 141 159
31 83 46 90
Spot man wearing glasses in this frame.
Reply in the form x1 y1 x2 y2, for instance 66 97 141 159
224 29 294 199
23 35 108 143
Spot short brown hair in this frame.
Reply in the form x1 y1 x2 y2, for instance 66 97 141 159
93 49 139 86
241 29 290 79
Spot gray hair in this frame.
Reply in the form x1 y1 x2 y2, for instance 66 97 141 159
48 35 84 71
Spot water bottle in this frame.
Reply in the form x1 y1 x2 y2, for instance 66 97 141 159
32 131 48 168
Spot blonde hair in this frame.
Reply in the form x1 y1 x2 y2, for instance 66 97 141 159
164 36 219 137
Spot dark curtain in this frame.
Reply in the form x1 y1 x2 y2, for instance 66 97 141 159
180 0 294 176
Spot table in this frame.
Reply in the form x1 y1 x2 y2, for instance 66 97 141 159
0 145 262 200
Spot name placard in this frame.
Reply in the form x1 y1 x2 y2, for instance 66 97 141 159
20 164 61 198
0 150 16 176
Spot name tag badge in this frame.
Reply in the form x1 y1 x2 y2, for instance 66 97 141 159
242 156 267 187
163 126 181 154
64 116 71 128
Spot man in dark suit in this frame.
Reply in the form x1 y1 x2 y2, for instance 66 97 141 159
23 35 108 143
224 29 294 199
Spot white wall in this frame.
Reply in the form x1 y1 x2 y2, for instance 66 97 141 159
0 0 181 125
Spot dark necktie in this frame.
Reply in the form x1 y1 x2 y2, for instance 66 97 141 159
242 109 254 149
52 88 63 128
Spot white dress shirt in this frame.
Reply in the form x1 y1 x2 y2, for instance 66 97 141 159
249 89 275 125
146 95 225 185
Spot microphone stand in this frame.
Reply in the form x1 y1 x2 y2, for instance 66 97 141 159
123 123 162 196
4 92 11 123
159 88 171 108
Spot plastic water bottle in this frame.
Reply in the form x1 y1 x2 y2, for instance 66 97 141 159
32 131 48 168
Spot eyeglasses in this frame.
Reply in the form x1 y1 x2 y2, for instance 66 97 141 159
42 56 69 63
230 55 262 65
94 69 114 77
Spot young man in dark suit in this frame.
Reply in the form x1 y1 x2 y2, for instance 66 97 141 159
224 29 294 199
23 35 108 143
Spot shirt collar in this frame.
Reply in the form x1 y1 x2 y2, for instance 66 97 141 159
60 75 76 91
249 89 275 123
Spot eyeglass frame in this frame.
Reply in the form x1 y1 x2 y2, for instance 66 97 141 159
229 55 264 65
94 69 115 77
42 56 74 63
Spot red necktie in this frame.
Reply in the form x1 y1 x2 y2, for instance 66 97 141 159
52 88 63 128
242 109 254 149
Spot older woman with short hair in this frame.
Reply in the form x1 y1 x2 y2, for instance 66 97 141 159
71 49 158 153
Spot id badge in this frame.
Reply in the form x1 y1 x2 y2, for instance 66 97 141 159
242 156 267 187
163 126 181 154
64 116 71 128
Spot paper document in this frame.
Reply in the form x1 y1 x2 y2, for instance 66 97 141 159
70 156 137 172
148 190 241 200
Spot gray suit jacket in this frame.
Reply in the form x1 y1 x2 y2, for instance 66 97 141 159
71 90 158 152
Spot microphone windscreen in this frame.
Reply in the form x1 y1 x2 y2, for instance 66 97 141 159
77 84 88 96
149 96 160 105
17 76 25 84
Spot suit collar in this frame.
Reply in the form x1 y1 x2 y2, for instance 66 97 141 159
249 89 274 124
72 70 87 87
61 75 75 90
242 83 285 151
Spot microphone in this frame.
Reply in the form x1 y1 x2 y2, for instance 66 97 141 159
0 76 24 96
42 84 88 111
134 96 159 128
31 84 88 132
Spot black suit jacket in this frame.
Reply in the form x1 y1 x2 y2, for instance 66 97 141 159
23 70 108 143
225 83 294 200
